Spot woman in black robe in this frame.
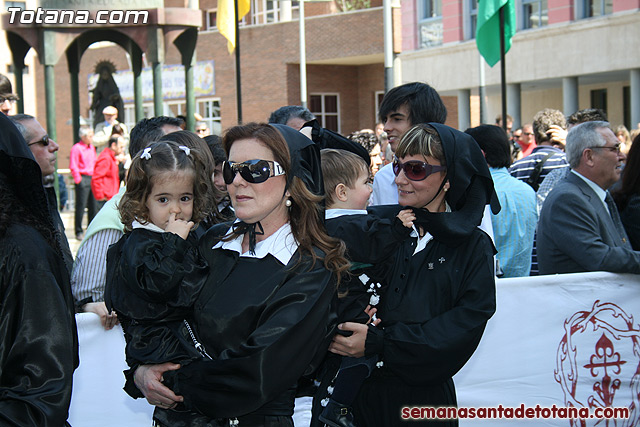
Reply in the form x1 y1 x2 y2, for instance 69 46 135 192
128 123 350 426
326 123 499 426
0 113 78 425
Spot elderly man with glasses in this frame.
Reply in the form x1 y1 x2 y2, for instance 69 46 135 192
537 121 640 275
8 114 74 272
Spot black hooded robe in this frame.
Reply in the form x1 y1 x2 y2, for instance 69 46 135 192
0 114 79 426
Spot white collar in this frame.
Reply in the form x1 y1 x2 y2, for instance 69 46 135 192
213 221 298 265
409 202 451 255
132 220 165 233
325 208 367 219
571 170 608 211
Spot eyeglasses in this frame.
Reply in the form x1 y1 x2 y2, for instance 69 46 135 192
392 157 446 181
589 144 622 154
222 159 285 185
523 132 534 136
27 135 50 147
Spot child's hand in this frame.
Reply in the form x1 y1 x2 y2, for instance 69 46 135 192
397 209 416 229
165 212 194 240
364 304 381 326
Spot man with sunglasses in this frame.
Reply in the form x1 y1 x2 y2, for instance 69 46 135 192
8 114 74 272
537 121 640 275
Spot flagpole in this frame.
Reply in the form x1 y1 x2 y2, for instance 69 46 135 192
235 0 243 124
499 5 507 132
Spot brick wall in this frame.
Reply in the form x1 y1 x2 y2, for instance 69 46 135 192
32 7 385 168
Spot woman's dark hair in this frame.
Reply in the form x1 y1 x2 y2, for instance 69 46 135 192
613 133 640 210
222 123 350 279
119 140 214 232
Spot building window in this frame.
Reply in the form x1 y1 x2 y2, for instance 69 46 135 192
590 89 607 116
5 1 25 10
582 0 613 18
250 0 278 25
198 98 222 135
468 0 478 39
418 0 443 48
204 9 217 31
310 94 340 133
522 0 547 29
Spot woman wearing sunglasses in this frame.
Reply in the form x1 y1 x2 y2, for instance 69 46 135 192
130 123 350 426
327 123 498 426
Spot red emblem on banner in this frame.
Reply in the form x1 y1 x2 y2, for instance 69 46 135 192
555 300 640 426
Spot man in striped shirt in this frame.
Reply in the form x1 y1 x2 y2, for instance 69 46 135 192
509 108 569 276
509 108 569 191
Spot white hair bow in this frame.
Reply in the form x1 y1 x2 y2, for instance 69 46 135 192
179 146 191 156
141 147 152 160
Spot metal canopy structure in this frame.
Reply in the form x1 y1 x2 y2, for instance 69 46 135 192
1 5 201 142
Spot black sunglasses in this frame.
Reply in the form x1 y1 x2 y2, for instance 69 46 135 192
28 135 50 147
392 157 446 181
223 159 285 185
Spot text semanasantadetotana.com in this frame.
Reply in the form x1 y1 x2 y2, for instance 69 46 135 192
401 404 630 420
7 8 148 25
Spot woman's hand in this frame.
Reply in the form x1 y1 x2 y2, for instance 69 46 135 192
83 302 119 330
134 363 184 409
328 322 368 358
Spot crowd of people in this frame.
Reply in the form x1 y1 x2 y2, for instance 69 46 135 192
1 73 639 427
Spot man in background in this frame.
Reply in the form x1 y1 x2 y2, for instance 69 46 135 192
0 73 18 116
268 105 315 130
537 121 640 274
70 127 98 241
466 124 537 277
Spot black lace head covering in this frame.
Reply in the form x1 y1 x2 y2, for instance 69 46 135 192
0 113 51 229
404 123 500 246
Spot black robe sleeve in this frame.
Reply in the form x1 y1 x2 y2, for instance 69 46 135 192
0 226 77 427
162 251 339 419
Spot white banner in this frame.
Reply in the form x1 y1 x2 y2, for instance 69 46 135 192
455 272 640 426
69 314 153 426
69 272 640 426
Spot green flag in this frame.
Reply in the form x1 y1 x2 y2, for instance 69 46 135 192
476 0 516 67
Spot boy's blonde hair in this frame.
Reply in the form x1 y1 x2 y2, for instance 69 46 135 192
320 148 369 207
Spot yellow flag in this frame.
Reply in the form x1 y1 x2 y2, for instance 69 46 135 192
218 0 251 53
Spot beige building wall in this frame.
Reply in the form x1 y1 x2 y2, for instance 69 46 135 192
399 11 640 128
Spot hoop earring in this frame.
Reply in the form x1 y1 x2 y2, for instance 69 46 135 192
285 199 292 207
